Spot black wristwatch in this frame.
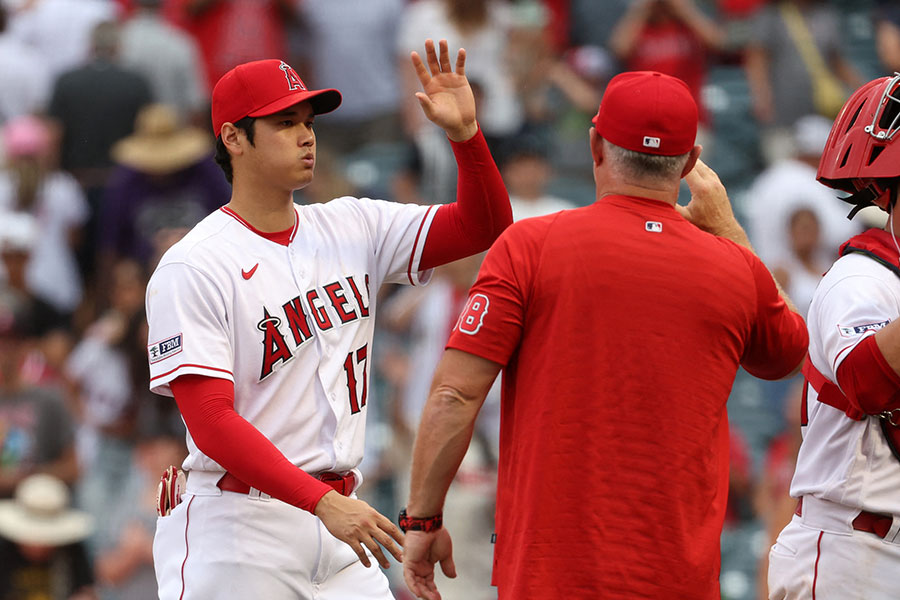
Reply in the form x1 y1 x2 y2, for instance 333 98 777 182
398 508 443 533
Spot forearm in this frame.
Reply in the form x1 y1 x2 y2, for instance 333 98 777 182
407 387 485 516
171 376 332 513
419 128 512 269
744 47 773 117
608 3 649 59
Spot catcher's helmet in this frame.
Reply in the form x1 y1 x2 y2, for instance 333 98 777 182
817 74 900 216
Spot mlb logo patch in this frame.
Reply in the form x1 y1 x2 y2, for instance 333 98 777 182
148 334 183 364
837 320 890 337
645 221 663 233
643 136 661 149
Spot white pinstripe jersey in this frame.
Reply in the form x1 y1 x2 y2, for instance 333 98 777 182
146 198 436 477
791 252 900 515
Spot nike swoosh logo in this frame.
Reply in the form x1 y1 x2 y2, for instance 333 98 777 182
242 264 259 280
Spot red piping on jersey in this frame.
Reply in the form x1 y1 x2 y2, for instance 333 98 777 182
812 530 823 599
179 495 195 600
220 206 298 246
407 205 436 285
150 363 234 383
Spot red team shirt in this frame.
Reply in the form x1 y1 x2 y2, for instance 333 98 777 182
447 195 807 599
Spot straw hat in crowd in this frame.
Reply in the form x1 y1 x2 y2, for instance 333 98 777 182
111 103 212 176
0 474 94 546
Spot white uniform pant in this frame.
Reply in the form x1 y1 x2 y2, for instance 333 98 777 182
768 497 900 599
153 481 394 600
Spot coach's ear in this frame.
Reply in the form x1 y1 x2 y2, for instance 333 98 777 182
221 122 244 157
589 127 604 167
680 144 703 179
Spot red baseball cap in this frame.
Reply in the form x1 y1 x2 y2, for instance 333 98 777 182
592 71 698 156
211 59 342 138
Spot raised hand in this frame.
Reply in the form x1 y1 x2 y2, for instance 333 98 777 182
403 529 456 600
410 39 478 142
678 158 754 249
314 491 405 569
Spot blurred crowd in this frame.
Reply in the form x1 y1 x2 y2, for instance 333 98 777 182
0 0 895 598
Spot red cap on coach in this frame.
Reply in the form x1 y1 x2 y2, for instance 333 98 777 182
211 59 342 138
592 71 697 156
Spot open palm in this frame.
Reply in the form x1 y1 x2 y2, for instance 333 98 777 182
411 39 477 141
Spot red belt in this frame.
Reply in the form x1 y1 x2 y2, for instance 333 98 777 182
795 497 894 539
217 471 356 497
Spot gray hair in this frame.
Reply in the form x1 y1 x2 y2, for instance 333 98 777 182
602 139 691 182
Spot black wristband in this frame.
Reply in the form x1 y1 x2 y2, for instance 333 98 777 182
398 508 443 533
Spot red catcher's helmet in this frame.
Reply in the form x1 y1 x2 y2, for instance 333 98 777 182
817 74 900 215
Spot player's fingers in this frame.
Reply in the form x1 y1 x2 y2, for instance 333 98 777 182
373 529 404 564
349 540 372 568
362 535 391 569
438 39 451 73
411 51 431 88
455 47 466 76
424 39 441 76
376 513 406 546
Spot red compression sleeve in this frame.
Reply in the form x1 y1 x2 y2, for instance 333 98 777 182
170 375 332 513
836 335 900 414
420 127 512 270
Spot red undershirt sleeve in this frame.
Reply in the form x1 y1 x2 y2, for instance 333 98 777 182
170 375 333 513
420 127 512 270
836 334 900 414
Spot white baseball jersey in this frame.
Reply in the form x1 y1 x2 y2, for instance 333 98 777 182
790 251 900 515
146 198 437 478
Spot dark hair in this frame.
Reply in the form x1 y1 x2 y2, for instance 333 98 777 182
214 117 256 185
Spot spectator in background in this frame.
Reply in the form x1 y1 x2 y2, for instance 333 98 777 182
609 0 726 151
100 103 227 272
119 0 208 127
174 0 296 93
744 0 864 164
745 114 860 269
94 427 185 600
47 20 153 187
397 0 525 204
294 0 406 157
6 0 117 81
754 379 804 600
0 473 96 600
499 134 576 221
874 0 900 74
64 258 148 561
45 20 153 288
0 264 79 499
0 6 51 128
772 207 828 319
505 1 603 144
0 116 89 325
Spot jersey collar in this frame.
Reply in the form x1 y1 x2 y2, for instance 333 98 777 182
220 205 298 246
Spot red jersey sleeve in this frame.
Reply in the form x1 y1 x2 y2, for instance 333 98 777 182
446 222 538 365
420 128 512 270
739 248 809 380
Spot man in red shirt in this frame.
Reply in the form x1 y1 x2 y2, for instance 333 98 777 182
400 71 809 599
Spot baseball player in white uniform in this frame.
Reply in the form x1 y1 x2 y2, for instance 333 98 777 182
146 40 511 599
768 74 900 599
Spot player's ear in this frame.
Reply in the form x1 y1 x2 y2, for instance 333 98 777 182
221 123 244 156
